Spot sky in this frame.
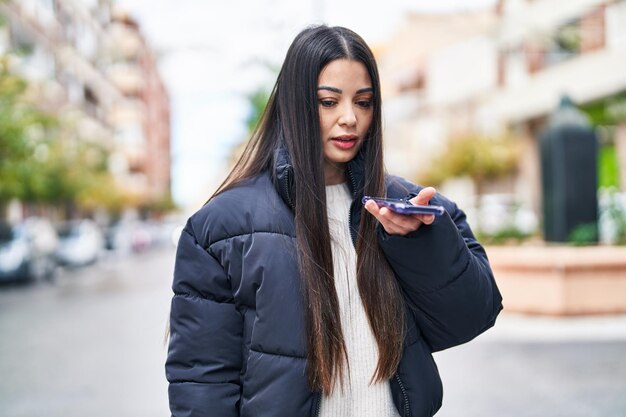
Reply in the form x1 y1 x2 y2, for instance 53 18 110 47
115 0 497 210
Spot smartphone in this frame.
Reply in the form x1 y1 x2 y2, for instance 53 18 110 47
362 196 445 216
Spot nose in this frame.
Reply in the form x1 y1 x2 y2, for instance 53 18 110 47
338 103 357 127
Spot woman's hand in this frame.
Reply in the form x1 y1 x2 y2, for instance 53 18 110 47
364 187 437 236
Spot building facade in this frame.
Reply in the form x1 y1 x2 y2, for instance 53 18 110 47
0 0 171 206
377 0 626 232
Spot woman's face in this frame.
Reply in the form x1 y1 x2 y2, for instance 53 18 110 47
317 59 373 185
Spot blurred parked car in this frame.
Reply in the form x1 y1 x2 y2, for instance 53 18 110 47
0 218 59 282
105 220 153 254
55 219 104 267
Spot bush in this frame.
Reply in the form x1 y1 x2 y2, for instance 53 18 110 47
418 132 521 191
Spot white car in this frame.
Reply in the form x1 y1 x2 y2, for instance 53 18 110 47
0 218 59 282
55 220 104 267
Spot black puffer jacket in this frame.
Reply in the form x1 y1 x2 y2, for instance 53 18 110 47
166 149 503 417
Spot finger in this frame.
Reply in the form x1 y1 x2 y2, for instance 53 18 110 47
364 200 385 224
371 205 405 232
379 207 424 235
365 201 417 234
408 187 437 226
381 207 421 229
364 199 380 216
409 187 437 206
419 214 436 225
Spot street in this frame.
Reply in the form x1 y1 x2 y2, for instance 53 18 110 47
0 248 174 417
434 335 626 417
1 247 625 417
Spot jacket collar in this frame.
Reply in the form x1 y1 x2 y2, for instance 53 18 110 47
274 144 295 209
273 143 366 210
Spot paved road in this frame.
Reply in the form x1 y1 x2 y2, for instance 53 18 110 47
435 314 626 417
1 246 625 417
0 248 175 417
435 338 626 417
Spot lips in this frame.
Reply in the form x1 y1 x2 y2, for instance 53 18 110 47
331 135 358 150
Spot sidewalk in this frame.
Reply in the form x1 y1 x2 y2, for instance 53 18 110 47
433 312 626 417
478 312 626 343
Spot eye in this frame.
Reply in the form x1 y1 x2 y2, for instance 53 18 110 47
319 99 337 108
356 100 373 109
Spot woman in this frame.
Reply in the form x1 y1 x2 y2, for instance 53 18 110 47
166 25 502 417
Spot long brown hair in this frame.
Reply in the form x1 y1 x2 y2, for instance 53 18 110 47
212 25 405 395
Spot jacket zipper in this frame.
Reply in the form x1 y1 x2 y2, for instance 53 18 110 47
346 166 358 244
395 373 411 417
282 169 293 209
312 392 321 417
312 377 409 417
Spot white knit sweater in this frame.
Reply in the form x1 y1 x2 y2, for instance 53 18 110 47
320 183 400 417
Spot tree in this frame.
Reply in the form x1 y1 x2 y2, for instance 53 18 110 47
245 88 271 133
0 54 128 217
417 132 521 196
0 56 58 205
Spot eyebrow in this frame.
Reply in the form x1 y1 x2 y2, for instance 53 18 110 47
317 86 374 94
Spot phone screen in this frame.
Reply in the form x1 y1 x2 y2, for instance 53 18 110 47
362 196 445 216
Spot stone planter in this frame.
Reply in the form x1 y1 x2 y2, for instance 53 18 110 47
486 245 626 316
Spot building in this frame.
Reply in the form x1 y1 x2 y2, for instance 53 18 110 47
487 0 626 211
108 10 171 202
376 10 498 186
0 0 171 207
377 0 626 225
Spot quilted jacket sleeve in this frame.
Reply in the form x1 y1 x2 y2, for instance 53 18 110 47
166 218 242 417
378 194 503 352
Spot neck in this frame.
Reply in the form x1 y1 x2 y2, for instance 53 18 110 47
324 162 346 185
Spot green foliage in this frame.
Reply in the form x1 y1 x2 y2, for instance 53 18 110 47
598 145 620 189
0 55 127 215
0 57 58 203
476 226 534 245
580 92 626 125
135 192 178 219
555 23 581 54
602 189 626 245
245 88 270 133
567 222 598 246
226 87 272 166
37 140 108 203
418 133 521 188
